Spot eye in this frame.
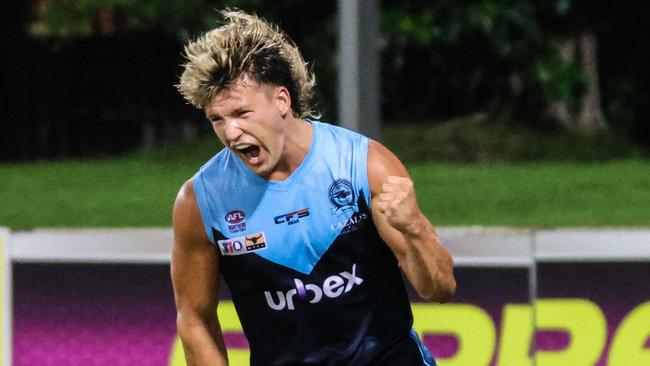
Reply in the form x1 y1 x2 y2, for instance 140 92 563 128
210 120 225 131
209 117 224 126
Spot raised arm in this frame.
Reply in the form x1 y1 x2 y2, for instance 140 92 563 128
368 140 456 302
171 180 229 365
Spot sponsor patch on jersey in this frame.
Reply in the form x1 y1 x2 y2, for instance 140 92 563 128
224 209 247 233
328 179 357 216
264 263 364 311
274 208 310 225
331 212 369 235
218 232 267 256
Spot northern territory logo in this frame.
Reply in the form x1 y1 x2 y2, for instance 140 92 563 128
224 209 247 233
274 208 310 225
218 232 267 256
328 179 357 216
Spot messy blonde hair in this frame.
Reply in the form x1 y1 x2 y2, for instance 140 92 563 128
177 9 318 119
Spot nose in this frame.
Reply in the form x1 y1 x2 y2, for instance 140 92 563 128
224 119 243 142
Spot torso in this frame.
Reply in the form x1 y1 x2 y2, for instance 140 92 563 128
193 121 429 365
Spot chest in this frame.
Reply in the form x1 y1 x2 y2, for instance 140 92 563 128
212 175 369 275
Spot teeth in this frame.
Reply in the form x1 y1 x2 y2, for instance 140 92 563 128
234 144 252 150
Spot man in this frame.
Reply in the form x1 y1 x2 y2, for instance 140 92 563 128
172 9 455 366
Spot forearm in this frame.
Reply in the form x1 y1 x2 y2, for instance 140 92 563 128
366 144 456 302
178 316 229 366
398 215 455 302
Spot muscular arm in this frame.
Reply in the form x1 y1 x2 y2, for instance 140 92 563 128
368 140 456 302
171 180 229 365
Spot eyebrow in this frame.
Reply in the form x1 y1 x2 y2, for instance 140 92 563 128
206 107 250 121
206 113 222 122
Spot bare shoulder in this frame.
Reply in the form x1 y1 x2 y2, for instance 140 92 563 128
173 179 209 247
173 179 198 226
171 180 221 338
367 140 410 196
174 179 195 208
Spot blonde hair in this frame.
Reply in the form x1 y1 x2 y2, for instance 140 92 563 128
177 9 317 119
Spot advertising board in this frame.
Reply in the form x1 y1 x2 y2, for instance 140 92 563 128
7 228 650 365
0 228 11 366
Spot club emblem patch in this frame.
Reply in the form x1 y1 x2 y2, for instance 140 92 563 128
329 179 357 216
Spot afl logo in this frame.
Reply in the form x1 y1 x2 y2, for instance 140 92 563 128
225 210 246 224
329 179 356 215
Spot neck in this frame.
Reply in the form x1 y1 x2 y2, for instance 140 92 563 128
266 117 313 181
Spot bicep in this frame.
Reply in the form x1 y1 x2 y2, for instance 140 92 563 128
367 140 411 256
171 181 221 320
367 140 410 194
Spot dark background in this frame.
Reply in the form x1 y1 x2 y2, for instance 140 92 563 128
2 0 649 160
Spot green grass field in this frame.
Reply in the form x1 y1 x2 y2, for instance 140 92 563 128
410 160 650 227
1 147 648 228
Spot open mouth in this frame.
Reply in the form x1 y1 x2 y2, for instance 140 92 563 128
235 144 261 164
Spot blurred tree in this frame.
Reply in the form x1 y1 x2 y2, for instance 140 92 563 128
29 0 219 40
542 0 650 142
2 1 338 160
30 0 338 118
380 0 648 140
594 2 650 147
538 0 608 135
381 0 555 124
7 0 648 161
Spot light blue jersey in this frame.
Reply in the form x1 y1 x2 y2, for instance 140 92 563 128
193 120 436 366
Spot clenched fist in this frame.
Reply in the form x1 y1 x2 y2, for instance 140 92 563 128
375 176 422 234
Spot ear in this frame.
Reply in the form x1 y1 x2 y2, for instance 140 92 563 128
275 86 292 117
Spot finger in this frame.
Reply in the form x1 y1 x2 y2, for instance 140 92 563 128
381 190 410 201
381 182 406 193
386 176 408 184
385 176 413 192
378 192 399 202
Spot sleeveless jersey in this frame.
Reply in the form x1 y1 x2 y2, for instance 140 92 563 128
193 121 436 366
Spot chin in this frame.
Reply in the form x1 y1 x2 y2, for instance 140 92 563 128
250 164 272 178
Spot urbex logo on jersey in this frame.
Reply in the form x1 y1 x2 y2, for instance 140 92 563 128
274 208 310 225
264 264 363 311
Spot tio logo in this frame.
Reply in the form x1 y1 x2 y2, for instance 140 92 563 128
264 264 363 311
223 239 244 253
